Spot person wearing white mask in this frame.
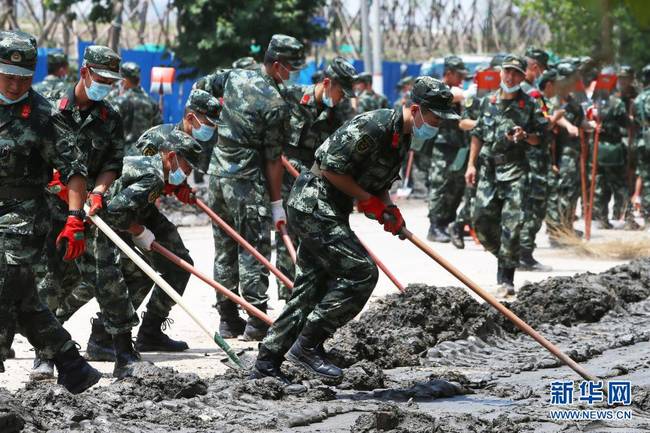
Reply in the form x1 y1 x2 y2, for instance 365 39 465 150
464 54 547 296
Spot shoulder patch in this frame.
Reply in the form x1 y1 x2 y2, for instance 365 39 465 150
59 97 69 111
142 146 157 156
300 93 311 105
148 189 161 203
356 135 373 153
20 103 31 119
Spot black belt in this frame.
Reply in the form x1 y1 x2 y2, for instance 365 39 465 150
491 151 525 166
0 186 43 200
283 146 315 164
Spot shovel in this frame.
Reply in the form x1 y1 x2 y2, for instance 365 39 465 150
395 150 414 198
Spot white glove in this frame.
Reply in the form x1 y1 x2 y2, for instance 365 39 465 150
132 227 155 251
271 199 287 230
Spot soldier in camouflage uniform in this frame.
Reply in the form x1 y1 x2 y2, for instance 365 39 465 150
252 77 457 382
31 45 129 379
615 65 638 220
112 62 163 155
33 51 70 97
232 56 259 70
392 75 413 110
426 56 467 242
0 30 101 393
354 72 389 114
274 58 356 301
518 47 552 271
465 55 547 295
208 35 304 341
633 65 650 224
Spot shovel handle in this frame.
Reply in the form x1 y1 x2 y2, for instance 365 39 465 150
278 223 297 264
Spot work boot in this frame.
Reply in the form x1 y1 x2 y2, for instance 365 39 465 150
596 218 612 230
53 345 101 394
447 222 465 249
427 223 450 243
217 301 246 339
241 304 269 342
496 265 504 285
250 344 291 385
500 267 516 296
86 314 115 361
30 356 55 381
286 325 342 380
518 250 552 272
136 312 189 352
112 331 142 379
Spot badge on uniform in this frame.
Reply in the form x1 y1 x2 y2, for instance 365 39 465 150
142 146 157 156
356 135 372 153
148 189 161 203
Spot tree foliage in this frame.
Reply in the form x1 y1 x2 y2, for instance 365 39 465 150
172 0 328 74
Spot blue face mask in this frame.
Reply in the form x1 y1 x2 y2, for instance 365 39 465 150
500 81 520 94
413 110 439 140
85 76 113 101
0 90 28 105
192 119 216 142
280 63 300 85
322 86 335 108
169 155 188 185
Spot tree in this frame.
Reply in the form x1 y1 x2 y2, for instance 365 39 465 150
172 0 328 74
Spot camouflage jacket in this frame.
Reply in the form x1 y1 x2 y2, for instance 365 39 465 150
284 84 345 165
113 86 163 146
289 109 410 217
634 88 650 156
596 94 628 143
552 94 584 154
472 89 547 182
0 90 86 264
208 68 289 179
48 85 125 188
103 155 165 231
193 68 232 98
33 75 71 98
356 90 389 114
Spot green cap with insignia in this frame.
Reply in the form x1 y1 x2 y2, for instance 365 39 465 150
47 51 67 67
232 56 257 70
444 55 468 74
167 130 205 169
355 71 372 84
83 45 122 80
185 89 221 124
0 30 37 77
525 47 549 69
120 61 141 79
266 34 305 69
411 76 459 120
619 65 634 78
502 54 527 75
490 53 506 69
324 57 357 97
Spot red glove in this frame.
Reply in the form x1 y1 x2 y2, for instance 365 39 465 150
56 216 86 261
47 171 69 203
382 205 405 235
357 196 387 223
162 183 177 196
174 183 196 204
87 191 104 216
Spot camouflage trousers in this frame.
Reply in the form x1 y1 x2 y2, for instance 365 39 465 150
636 158 650 221
520 148 549 253
262 207 378 357
593 164 634 223
208 175 271 310
54 209 192 326
427 145 465 225
545 147 581 232
1 233 75 364
472 165 526 269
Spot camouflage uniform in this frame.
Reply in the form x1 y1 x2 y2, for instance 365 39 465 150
33 51 70 97
634 82 650 221
471 58 547 279
262 108 410 357
0 38 86 365
356 90 389 113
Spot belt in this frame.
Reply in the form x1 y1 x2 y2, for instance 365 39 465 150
283 146 315 164
0 186 43 200
491 151 524 166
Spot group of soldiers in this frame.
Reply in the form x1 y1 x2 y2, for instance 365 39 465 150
2 26 650 392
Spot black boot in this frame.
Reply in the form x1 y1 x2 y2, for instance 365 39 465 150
501 267 516 296
30 356 55 380
496 265 504 285
136 312 189 352
447 222 465 249
596 218 612 230
112 331 142 379
427 223 450 243
286 325 342 379
86 314 115 361
217 301 246 338
53 345 101 394
241 305 269 342
250 344 291 385
518 250 552 272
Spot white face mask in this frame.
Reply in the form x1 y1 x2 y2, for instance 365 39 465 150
0 90 28 105
500 81 521 94
84 74 113 101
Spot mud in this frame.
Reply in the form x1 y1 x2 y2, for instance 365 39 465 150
4 258 650 432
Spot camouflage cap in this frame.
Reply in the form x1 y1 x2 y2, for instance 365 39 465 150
266 34 305 69
0 31 37 77
411 76 459 120
555 62 577 79
538 69 558 89
396 75 414 88
618 65 634 78
232 56 257 70
525 46 549 68
47 51 67 67
444 55 468 74
490 53 506 69
185 89 221 124
83 45 122 80
324 57 357 97
120 61 141 79
167 129 204 169
501 54 527 75
0 30 36 48
642 64 650 79
355 71 372 84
